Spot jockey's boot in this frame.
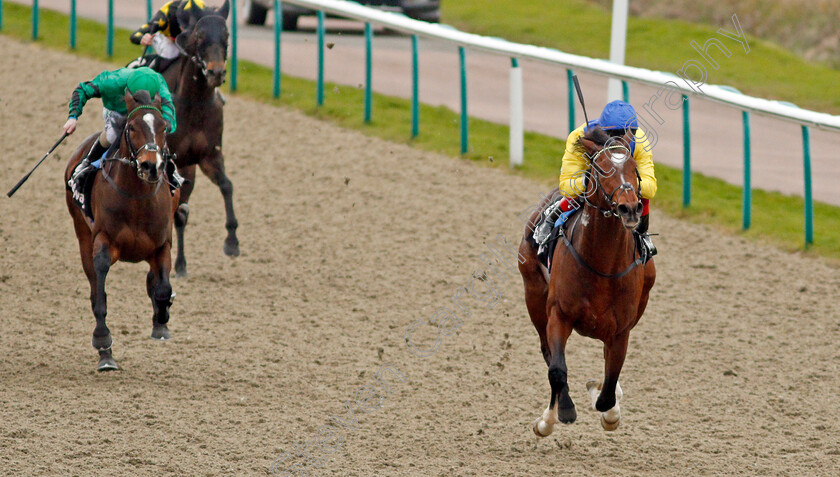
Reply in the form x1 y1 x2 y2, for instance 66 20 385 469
635 214 657 259
69 140 107 188
165 160 185 196
152 56 177 74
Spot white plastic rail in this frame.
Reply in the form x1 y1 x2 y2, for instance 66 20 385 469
283 0 840 132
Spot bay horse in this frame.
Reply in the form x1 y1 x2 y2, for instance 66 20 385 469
65 90 179 371
518 126 656 434
162 0 239 277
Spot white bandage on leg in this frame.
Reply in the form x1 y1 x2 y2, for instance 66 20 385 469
153 34 180 59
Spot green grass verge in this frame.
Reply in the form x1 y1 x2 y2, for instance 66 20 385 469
442 0 840 115
2 3 839 260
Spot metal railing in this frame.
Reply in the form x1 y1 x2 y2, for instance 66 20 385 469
3 0 835 246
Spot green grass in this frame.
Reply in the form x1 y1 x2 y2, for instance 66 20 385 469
442 0 840 115
3 3 839 260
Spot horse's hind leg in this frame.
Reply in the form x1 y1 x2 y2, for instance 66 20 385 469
519 240 550 365
147 245 174 340
533 307 575 437
199 154 240 257
587 332 630 431
91 240 118 371
174 165 196 277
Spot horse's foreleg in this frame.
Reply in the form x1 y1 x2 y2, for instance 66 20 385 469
91 241 117 371
174 165 196 277
199 155 239 258
590 332 630 430
534 307 574 437
147 245 173 341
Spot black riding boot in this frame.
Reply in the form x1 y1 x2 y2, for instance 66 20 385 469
152 56 177 73
635 214 657 259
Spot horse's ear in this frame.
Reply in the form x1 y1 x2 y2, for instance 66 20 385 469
124 88 137 111
579 137 600 158
216 0 230 20
176 3 191 30
152 93 162 110
175 31 191 51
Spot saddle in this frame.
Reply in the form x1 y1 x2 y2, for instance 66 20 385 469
533 202 655 273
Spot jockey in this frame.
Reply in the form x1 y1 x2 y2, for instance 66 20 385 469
130 0 206 73
535 100 657 257
63 67 180 198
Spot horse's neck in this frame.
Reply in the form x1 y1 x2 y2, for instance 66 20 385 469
175 58 214 102
573 204 634 272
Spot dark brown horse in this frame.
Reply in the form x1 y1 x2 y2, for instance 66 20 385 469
162 0 238 277
65 90 179 371
519 127 656 434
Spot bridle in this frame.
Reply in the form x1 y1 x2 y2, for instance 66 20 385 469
101 105 172 199
558 143 647 279
173 16 229 80
583 145 642 218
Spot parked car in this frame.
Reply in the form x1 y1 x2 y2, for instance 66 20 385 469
239 0 441 31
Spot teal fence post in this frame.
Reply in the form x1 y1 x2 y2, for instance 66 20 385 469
146 0 152 22
70 0 77 49
742 111 751 230
459 46 468 155
567 69 575 133
231 0 238 92
682 95 691 207
273 0 281 98
0 0 3 32
411 34 419 138
621 80 629 102
364 22 372 123
107 0 113 57
32 0 38 40
316 10 325 106
802 126 814 246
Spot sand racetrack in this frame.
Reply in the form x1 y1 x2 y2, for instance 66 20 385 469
1 36 840 476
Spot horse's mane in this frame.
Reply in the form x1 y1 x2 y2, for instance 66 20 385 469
574 125 610 155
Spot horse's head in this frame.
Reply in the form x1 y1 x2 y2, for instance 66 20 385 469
175 0 230 87
123 89 168 184
578 126 643 229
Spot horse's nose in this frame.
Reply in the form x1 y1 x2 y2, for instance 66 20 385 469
617 203 632 216
635 202 644 215
212 68 226 84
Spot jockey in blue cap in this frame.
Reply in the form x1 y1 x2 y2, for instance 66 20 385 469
534 100 657 258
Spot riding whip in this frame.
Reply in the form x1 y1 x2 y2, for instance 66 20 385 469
6 132 69 198
572 75 590 127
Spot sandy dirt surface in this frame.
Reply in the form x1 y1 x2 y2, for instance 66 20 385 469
1 36 840 476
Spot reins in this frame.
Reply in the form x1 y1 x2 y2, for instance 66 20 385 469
559 144 647 279
98 104 169 200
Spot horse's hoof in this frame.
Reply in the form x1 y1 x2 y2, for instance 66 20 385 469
601 414 620 431
558 405 577 424
533 418 553 438
151 325 170 341
96 348 118 372
223 240 240 257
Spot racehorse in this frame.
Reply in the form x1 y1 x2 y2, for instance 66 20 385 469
162 0 239 277
518 126 656 434
65 90 179 371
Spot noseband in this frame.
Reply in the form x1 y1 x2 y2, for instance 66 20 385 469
584 145 642 218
